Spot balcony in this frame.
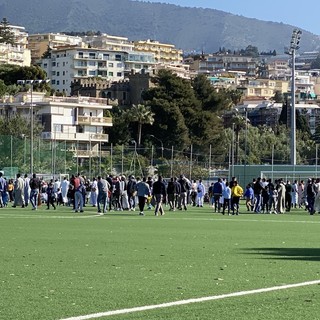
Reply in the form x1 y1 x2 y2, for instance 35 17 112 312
74 150 110 158
41 132 109 142
77 115 113 126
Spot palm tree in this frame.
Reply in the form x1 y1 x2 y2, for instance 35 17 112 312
125 104 155 146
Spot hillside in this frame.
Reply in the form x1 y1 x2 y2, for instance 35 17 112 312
1 0 320 53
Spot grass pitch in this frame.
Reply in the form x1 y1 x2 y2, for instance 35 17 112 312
1 203 320 320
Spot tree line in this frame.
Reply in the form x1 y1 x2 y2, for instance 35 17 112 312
0 63 319 170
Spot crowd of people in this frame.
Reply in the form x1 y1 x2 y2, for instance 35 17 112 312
0 171 317 216
241 177 319 215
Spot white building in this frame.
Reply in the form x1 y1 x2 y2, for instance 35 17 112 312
82 33 134 52
0 25 31 66
40 47 156 95
0 92 113 158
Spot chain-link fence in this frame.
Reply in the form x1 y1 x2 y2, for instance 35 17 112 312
0 135 228 180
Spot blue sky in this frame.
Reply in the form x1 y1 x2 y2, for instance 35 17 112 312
139 0 320 35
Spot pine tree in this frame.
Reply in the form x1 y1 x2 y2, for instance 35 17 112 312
0 18 15 46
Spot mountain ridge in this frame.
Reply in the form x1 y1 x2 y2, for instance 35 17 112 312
1 0 319 53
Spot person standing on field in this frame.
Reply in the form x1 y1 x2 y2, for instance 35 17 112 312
152 175 167 216
196 179 205 207
178 175 189 211
135 177 151 216
276 179 286 214
13 173 25 208
46 180 56 210
222 181 232 215
29 173 41 210
213 178 223 212
231 180 243 215
60 176 69 206
24 174 31 207
0 172 6 208
97 176 110 214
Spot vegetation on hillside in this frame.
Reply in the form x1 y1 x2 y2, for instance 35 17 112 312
1 0 319 53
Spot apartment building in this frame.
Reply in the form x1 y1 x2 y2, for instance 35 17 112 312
133 39 183 64
289 70 317 101
238 78 289 99
267 59 290 79
0 25 31 66
40 47 156 95
190 53 259 77
0 92 113 159
28 33 83 63
82 33 134 52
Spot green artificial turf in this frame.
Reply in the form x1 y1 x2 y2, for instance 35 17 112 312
1 203 320 320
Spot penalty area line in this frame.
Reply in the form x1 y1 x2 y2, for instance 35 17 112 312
59 279 320 320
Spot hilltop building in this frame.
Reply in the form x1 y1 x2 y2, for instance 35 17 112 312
82 33 134 52
188 53 259 77
27 33 84 64
40 46 156 95
133 39 183 64
0 25 31 66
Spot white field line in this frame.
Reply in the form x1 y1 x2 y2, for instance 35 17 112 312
0 214 98 219
0 213 320 224
60 279 320 320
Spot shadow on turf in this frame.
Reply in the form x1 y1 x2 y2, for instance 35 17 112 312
243 248 320 262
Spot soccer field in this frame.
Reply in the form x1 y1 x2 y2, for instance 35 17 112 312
1 204 320 320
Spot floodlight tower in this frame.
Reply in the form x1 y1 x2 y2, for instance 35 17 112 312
285 29 302 166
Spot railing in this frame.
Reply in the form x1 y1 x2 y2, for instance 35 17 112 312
41 132 109 141
74 150 110 157
45 96 118 106
77 115 112 126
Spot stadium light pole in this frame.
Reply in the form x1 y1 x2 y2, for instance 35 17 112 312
285 29 302 166
244 107 248 185
17 79 50 174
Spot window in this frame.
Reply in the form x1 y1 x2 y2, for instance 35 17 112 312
117 72 122 77
89 52 95 59
63 80 65 85
54 124 62 133
103 54 109 60
108 62 114 67
115 54 122 61
52 62 56 67
79 52 83 58
43 63 48 68
63 71 65 76
108 71 114 77
51 80 56 84
56 80 60 85
56 71 60 76
89 70 96 76
117 62 122 68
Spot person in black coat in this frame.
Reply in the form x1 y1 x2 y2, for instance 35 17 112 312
152 175 167 216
